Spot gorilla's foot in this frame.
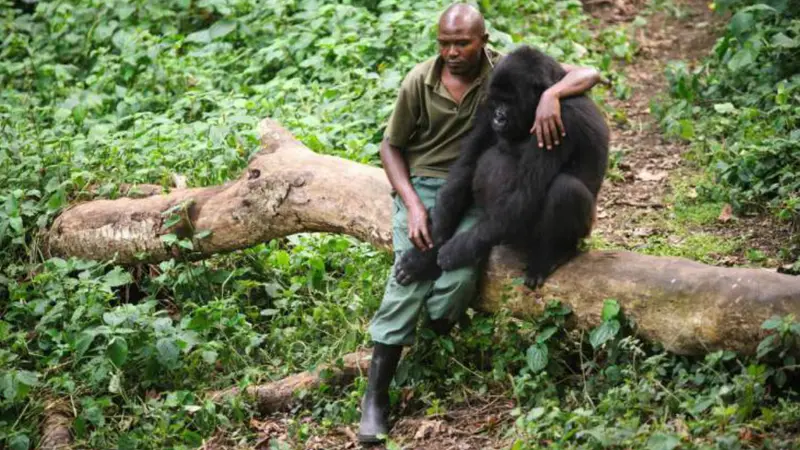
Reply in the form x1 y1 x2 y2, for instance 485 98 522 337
525 249 582 289
395 248 440 285
524 271 548 290
436 234 477 271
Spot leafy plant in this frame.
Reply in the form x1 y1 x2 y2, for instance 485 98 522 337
655 0 800 227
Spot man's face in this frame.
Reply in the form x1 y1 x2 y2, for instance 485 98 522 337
437 24 485 76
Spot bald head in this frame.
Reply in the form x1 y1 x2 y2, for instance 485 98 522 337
439 3 486 36
436 3 488 77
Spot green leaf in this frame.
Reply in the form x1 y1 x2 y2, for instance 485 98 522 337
185 30 211 44
772 33 799 48
163 214 182 229
762 316 783 330
536 326 558 344
202 350 218 365
727 48 755 71
157 338 180 366
713 102 737 114
160 233 178 245
526 343 549 373
9 216 23 234
775 369 787 387
209 20 237 40
16 370 39 387
9 434 30 450
729 11 753 38
678 119 695 140
75 332 96 358
589 320 620 349
273 250 291 268
194 230 212 240
646 433 681 450
182 430 203 447
756 334 776 359
103 310 127 327
103 269 132 288
107 337 129 366
601 299 620 322
441 338 455 354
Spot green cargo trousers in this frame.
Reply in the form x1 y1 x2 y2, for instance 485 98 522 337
369 177 482 346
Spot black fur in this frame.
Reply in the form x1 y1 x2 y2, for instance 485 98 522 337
395 46 609 288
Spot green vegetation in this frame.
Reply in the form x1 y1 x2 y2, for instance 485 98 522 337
1 0 798 449
656 0 799 226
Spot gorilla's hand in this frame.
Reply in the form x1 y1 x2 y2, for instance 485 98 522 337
395 247 441 286
437 233 478 271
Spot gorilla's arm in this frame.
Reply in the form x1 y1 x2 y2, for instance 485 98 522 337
436 148 568 271
430 107 496 243
393 107 495 286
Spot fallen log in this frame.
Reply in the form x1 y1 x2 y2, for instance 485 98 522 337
40 398 72 450
209 350 372 413
47 119 800 356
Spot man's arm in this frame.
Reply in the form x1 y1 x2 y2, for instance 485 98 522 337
531 63 602 150
380 139 434 251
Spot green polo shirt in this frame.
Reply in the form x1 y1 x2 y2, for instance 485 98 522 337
384 48 503 178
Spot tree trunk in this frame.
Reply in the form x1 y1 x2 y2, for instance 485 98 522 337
47 119 800 356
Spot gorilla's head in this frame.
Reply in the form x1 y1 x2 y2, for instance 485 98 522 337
486 46 564 141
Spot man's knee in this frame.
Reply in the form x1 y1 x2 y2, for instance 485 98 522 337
427 265 479 322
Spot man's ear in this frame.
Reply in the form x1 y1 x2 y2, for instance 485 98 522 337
481 33 489 45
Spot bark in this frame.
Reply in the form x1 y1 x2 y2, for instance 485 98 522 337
209 350 371 414
47 119 800 356
40 399 72 450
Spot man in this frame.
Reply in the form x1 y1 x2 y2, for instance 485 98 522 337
358 3 602 443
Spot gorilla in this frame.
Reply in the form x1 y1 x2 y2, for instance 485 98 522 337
395 45 609 289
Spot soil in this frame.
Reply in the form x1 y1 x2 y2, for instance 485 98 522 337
589 0 795 267
208 1 796 448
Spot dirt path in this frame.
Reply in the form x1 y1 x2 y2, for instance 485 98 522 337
588 0 794 267
588 0 724 253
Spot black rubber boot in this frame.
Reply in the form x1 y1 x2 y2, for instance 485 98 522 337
357 343 402 444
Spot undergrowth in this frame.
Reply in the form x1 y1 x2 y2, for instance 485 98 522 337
0 0 639 448
654 0 800 266
1 0 797 448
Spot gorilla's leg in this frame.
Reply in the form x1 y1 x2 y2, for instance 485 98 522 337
395 141 486 286
395 160 477 286
523 174 594 289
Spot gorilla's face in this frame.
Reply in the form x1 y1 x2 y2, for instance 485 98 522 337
487 78 538 141
486 49 549 141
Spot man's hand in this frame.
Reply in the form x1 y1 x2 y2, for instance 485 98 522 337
407 202 434 251
530 90 564 150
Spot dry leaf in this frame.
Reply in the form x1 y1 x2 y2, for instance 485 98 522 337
718 203 734 223
636 169 668 181
414 420 442 440
172 173 188 189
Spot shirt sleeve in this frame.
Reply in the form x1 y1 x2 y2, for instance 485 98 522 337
384 73 421 149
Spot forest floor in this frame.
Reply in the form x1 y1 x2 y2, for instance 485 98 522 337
590 0 794 269
208 0 793 449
